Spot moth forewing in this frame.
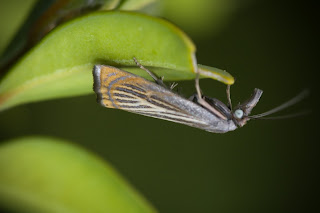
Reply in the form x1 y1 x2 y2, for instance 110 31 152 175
92 65 237 133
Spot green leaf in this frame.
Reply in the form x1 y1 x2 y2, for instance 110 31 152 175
0 0 152 68
198 64 235 85
0 136 157 213
117 0 157 10
0 11 195 111
0 1 36 55
99 0 122 10
0 11 234 111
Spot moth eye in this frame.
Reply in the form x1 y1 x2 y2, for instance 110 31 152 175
234 109 244 119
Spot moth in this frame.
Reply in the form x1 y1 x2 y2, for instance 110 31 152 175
93 58 308 133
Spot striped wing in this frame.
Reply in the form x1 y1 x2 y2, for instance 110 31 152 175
93 65 222 129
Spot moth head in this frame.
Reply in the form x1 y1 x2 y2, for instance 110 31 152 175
231 88 263 127
231 88 309 127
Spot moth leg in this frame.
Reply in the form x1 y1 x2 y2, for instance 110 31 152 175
170 82 178 90
195 72 203 100
133 57 166 87
188 93 198 102
226 85 233 110
195 72 227 120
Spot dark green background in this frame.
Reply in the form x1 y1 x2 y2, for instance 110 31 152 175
0 0 318 212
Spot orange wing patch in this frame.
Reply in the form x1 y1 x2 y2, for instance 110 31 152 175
93 65 151 109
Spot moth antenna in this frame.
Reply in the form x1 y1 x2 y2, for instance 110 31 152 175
249 110 311 120
249 89 310 119
133 57 166 87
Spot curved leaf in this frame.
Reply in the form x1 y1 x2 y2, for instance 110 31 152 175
0 11 234 111
198 64 234 85
0 136 157 213
0 0 156 68
0 11 196 111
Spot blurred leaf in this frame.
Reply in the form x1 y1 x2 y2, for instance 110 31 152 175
0 1 36 54
117 0 157 10
0 136 157 213
159 0 253 38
